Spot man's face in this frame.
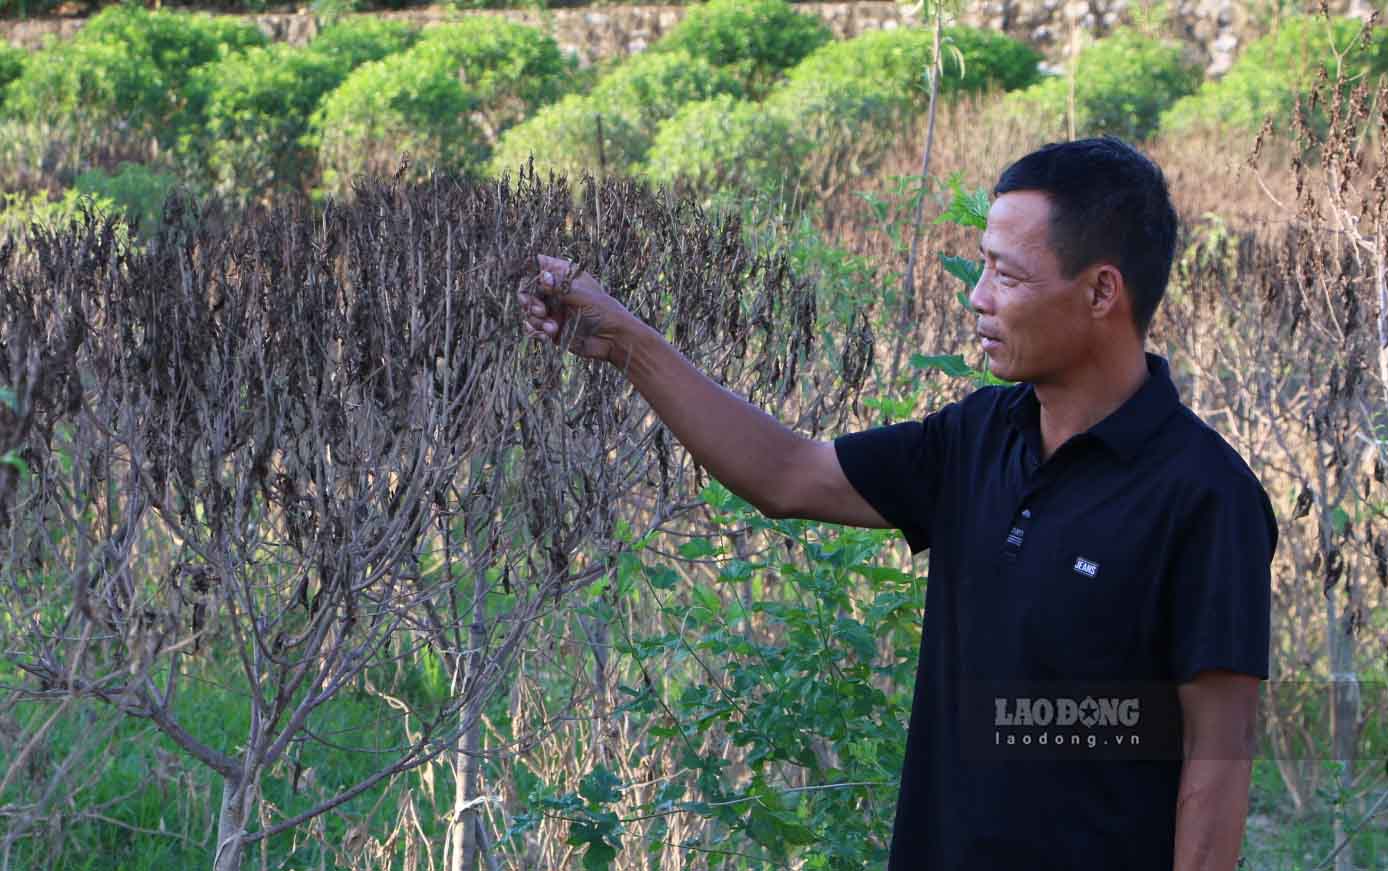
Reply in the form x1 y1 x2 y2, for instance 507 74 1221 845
969 190 1096 384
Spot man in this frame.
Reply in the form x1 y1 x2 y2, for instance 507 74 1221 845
518 138 1275 870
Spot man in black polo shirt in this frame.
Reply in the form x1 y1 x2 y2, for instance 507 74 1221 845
519 137 1275 870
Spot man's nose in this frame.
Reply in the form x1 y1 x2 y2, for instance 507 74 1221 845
968 273 991 314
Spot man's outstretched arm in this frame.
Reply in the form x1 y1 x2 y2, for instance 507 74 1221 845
1173 670 1259 871
519 255 889 528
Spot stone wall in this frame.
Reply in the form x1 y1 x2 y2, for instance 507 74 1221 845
2 0 1381 76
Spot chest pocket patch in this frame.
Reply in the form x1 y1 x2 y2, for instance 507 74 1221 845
1020 540 1151 680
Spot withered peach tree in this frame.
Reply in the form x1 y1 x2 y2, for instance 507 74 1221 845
0 170 859 870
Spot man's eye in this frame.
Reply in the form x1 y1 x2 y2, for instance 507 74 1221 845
998 273 1020 285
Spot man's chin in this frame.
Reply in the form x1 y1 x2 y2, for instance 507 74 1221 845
982 353 1013 382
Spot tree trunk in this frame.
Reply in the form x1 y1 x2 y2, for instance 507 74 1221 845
448 710 484 871
213 770 258 871
892 9 944 381
1326 583 1360 871
1374 245 1387 448
449 569 489 871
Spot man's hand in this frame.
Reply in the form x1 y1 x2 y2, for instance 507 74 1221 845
514 253 886 527
519 254 639 364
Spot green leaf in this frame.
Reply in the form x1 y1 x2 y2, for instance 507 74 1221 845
579 765 623 805
933 173 990 230
834 617 877 664
0 450 27 482
866 591 914 624
910 353 972 378
1330 505 1350 535
581 843 617 871
565 812 622 870
748 802 819 849
852 565 911 584
978 367 1014 386
700 479 734 510
678 537 718 559
718 559 756 583
690 584 721 615
644 565 681 591
939 253 983 289
539 793 584 813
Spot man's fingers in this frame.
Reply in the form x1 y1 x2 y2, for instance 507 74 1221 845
517 290 553 321
525 315 557 335
536 254 571 280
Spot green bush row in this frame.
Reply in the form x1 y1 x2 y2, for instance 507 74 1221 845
4 6 267 147
312 17 574 195
992 28 1202 141
4 2 1384 222
494 22 1043 193
0 0 811 18
1161 15 1388 134
0 45 24 107
787 24 1042 107
196 19 421 200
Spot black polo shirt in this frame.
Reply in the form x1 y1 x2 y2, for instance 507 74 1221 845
834 353 1275 871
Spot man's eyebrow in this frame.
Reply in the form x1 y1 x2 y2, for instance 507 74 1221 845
979 242 1015 269
980 244 1032 278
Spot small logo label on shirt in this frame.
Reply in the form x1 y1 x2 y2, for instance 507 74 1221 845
1073 557 1100 578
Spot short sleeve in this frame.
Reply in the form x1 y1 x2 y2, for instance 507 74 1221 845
1166 475 1277 683
833 403 959 555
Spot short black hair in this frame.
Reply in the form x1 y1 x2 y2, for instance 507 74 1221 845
993 137 1178 336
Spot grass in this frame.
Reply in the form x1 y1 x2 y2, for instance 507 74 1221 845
5 663 1384 869
2 656 467 870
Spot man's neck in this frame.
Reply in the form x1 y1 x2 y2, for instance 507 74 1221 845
1033 348 1150 461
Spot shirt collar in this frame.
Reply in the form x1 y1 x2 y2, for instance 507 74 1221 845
1005 352 1181 464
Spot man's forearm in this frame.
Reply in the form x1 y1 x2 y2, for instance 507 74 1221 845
1172 756 1252 871
616 321 809 516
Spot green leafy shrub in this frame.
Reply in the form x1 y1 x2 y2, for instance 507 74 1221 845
652 0 830 95
1161 16 1388 134
585 483 920 866
70 162 178 234
589 49 745 142
764 73 907 199
994 29 1201 141
489 93 634 180
305 16 419 67
5 6 265 149
644 73 907 201
2 39 168 162
0 190 81 237
75 5 266 129
78 5 266 83
0 162 174 238
643 94 800 196
189 19 418 200
193 45 347 202
313 19 574 195
491 50 742 178
786 25 1041 110
0 45 25 109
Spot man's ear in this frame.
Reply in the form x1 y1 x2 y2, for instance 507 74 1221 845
1089 264 1125 320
